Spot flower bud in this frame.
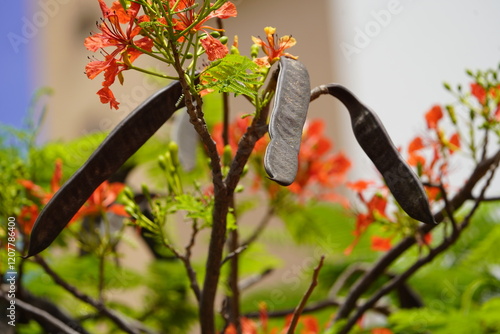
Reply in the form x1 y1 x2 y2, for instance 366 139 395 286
219 36 228 45
223 145 232 166
251 44 260 58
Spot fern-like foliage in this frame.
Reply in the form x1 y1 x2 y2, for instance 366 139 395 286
198 54 262 99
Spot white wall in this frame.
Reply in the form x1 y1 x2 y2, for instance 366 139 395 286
327 0 500 193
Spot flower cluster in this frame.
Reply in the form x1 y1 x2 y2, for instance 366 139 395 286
85 0 237 108
251 26 297 67
85 0 153 109
213 117 351 202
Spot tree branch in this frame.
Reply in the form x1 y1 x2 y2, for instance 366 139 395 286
337 152 499 334
34 256 148 334
333 148 500 323
10 297 81 334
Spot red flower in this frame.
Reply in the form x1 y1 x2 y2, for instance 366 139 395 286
170 0 237 60
252 27 297 66
200 34 228 61
345 193 388 255
84 0 153 109
370 236 392 252
471 82 486 104
72 181 129 221
425 105 443 129
346 180 374 192
408 136 424 154
448 132 460 153
288 120 351 203
171 1 237 33
18 204 39 235
18 159 63 205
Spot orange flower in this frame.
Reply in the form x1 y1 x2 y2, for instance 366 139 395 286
288 120 351 202
200 34 228 61
425 105 443 129
370 236 392 252
170 0 237 60
252 27 297 66
84 0 153 109
346 180 374 192
408 136 424 154
345 193 388 255
72 181 129 221
18 204 39 235
18 159 63 205
448 132 460 153
471 82 486 104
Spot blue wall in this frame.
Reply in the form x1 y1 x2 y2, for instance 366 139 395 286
0 1 32 128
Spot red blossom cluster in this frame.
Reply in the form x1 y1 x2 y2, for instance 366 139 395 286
17 159 128 235
212 118 351 202
85 0 237 108
85 0 153 109
170 0 236 60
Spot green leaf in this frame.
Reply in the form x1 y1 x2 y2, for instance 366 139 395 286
199 54 261 98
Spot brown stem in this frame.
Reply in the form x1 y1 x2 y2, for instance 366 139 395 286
169 38 228 334
34 256 144 334
226 198 241 332
333 149 500 323
286 256 325 334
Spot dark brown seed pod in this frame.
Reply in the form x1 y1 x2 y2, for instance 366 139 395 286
264 57 311 186
326 84 436 225
26 80 185 258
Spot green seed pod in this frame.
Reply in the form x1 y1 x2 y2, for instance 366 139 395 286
264 57 311 186
326 84 435 225
26 81 185 258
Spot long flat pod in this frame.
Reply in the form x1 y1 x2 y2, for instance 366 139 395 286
26 81 185 257
326 84 435 225
264 57 311 186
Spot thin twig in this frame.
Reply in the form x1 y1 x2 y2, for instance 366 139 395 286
34 256 144 334
240 206 275 248
238 268 274 291
12 298 81 334
286 256 325 334
221 245 248 266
